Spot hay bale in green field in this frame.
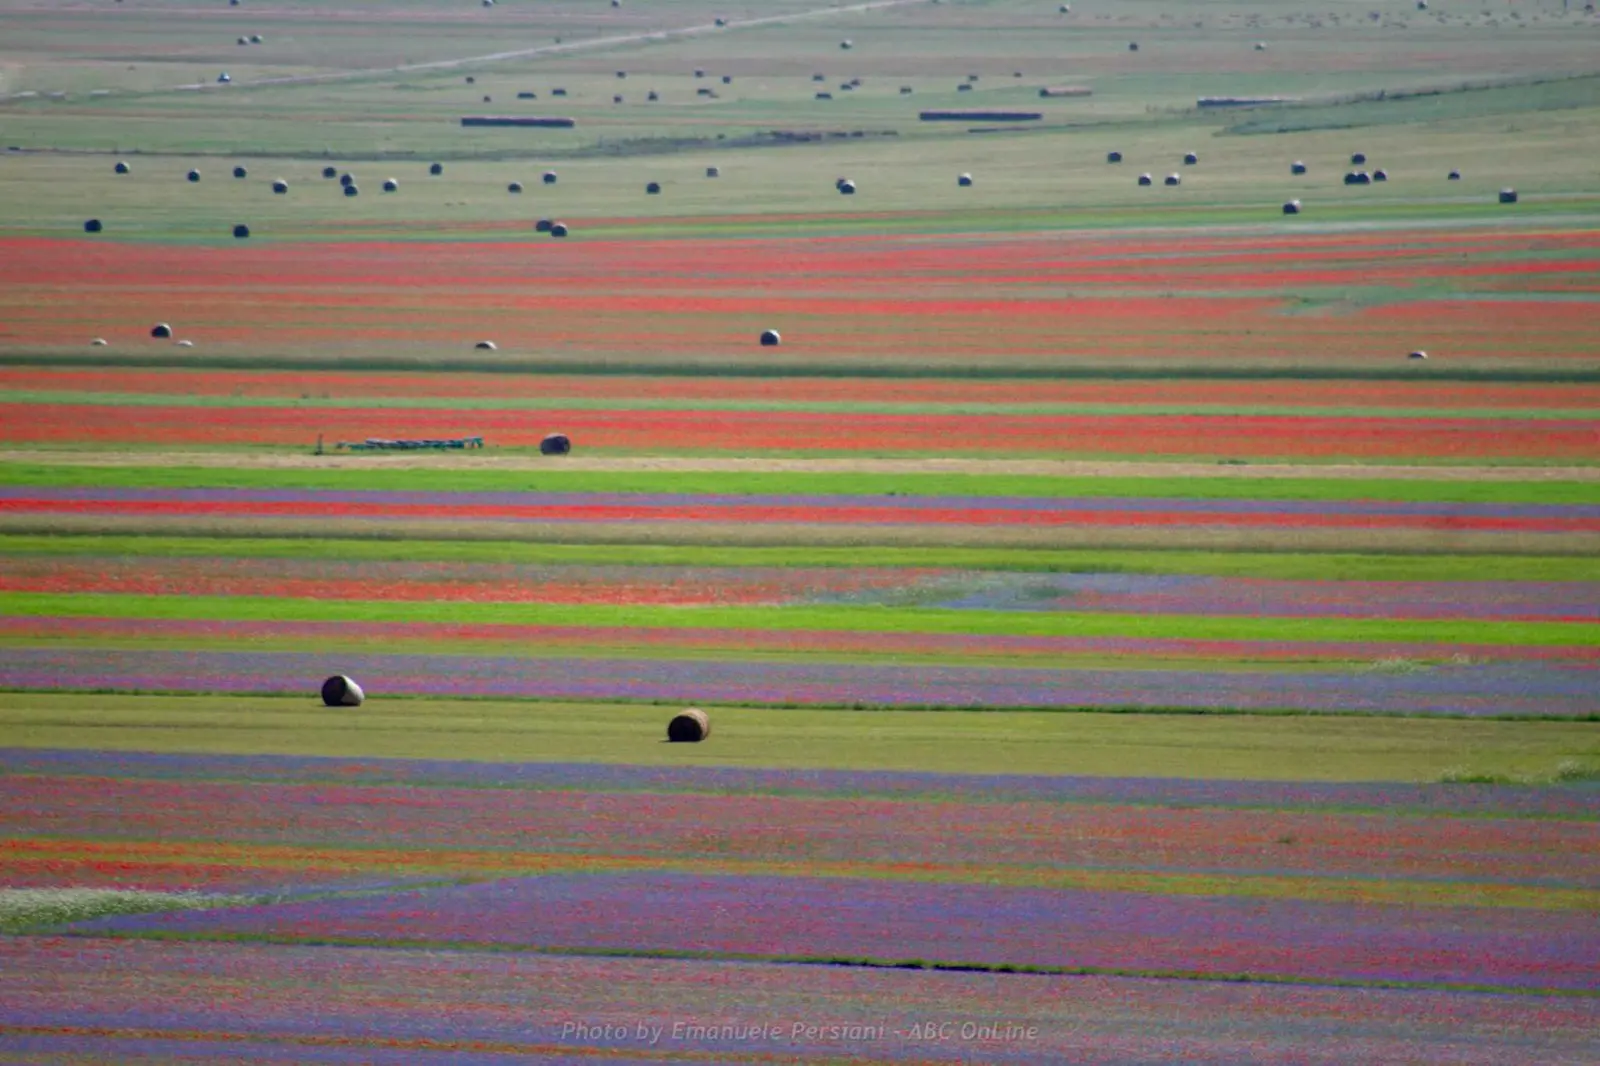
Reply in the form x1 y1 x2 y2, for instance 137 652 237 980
321 675 364 707
540 433 571 455
83 219 102 233
536 218 553 232
550 222 569 237
1499 188 1518 203
150 323 172 338
957 172 972 186
232 223 250 238
114 161 130 174
760 329 781 346
383 178 398 192
508 181 523 193
187 169 201 182
1137 173 1152 186
667 708 710 742
323 166 337 179
646 181 661 194
272 179 288 193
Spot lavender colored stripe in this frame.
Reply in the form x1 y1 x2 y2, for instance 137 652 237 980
1 648 1594 717
82 873 1600 992
6 748 1590 817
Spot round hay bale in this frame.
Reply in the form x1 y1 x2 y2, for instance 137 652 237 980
323 166 338 179
91 338 107 346
816 91 833 100
617 70 627 79
1448 169 1461 180
1059 3 1071 12
475 340 497 350
466 76 476 85
667 707 710 743
535 218 553 233
508 181 523 193
1254 41 1266 50
759 328 781 346
150 323 172 338
714 17 726 26
272 179 288 193
250 34 262 44
957 172 973 186
1128 41 1139 51
705 166 720 178
1183 151 1198 165
232 223 250 238
1409 349 1428 360
114 160 130 174
1282 199 1301 215
427 162 443 177
899 85 913 94
694 68 706 79
1417 0 1427 9
483 94 492 103
838 179 856 195
614 94 624 103
1137 172 1152 186
540 433 571 455
83 218 103 233
321 674 365 707
343 183 359 197
382 178 398 192
840 39 853 49
1290 160 1307 174
722 75 733 85
176 339 194 347
217 72 231 83
1499 187 1518 203
1344 170 1370 185
232 164 247 178
956 83 972 92
186 169 201 183
339 172 354 187
542 170 558 185
550 221 569 238
1164 173 1181 186
647 90 659 101
1372 168 1388 182
1350 152 1367 164
812 73 826 82
967 74 979 83
1107 150 1123 163
646 181 661 194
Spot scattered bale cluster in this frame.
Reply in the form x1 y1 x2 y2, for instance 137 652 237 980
667 707 710 743
321 675 364 707
1039 86 1092 98
919 110 1041 122
540 433 571 455
83 218 102 233
232 223 250 238
460 116 576 128
272 179 288 193
1291 160 1307 174
1344 171 1371 185
759 329 781 347
114 160 130 174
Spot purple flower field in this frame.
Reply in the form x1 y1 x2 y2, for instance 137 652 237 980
2 646 1594 715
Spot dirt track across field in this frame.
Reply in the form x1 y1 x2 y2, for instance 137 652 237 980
2 450 1596 482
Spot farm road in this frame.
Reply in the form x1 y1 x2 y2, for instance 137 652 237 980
175 0 931 92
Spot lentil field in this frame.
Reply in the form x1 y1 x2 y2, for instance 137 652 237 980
2 0 1598 1062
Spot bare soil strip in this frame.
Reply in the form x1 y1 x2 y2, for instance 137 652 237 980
2 450 1595 482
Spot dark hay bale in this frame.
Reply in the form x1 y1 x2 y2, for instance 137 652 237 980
705 166 720 178
430 162 443 176
508 181 523 193
646 181 661 194
339 173 354 187
466 76 476 84
813 73 826 82
517 91 537 100
957 172 973 186
838 179 856 195
614 95 623 103
542 170 557 184
695 69 706 78
667 707 710 743
722 75 732 84
344 183 359 197
1282 199 1301 215
550 221 569 237
1351 152 1367 164
715 17 726 26
323 166 338 179
114 161 130 174
483 95 492 102
1448 169 1461 180
1107 150 1122 163
956 83 972 92
647 90 659 101
321 674 364 707
250 34 262 43
1128 41 1139 50
272 179 288 193
967 74 979 83
238 36 250 46
1137 173 1152 186
1409 349 1428 360
187 169 201 182
382 178 398 192
840 39 853 49
83 218 103 233
1499 188 1518 203
232 223 250 238
1059 3 1070 11
1372 168 1388 182
540 433 571 455
535 218 553 232
475 340 496 350
815 91 833 100
699 87 717 97
1254 41 1267 50
150 323 172 338
617 71 627 79
1291 160 1307 174
217 72 231 83
899 85 913 94
1344 171 1370 185
759 328 781 346
1183 151 1198 165
551 88 567 97
1164 173 1181 186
